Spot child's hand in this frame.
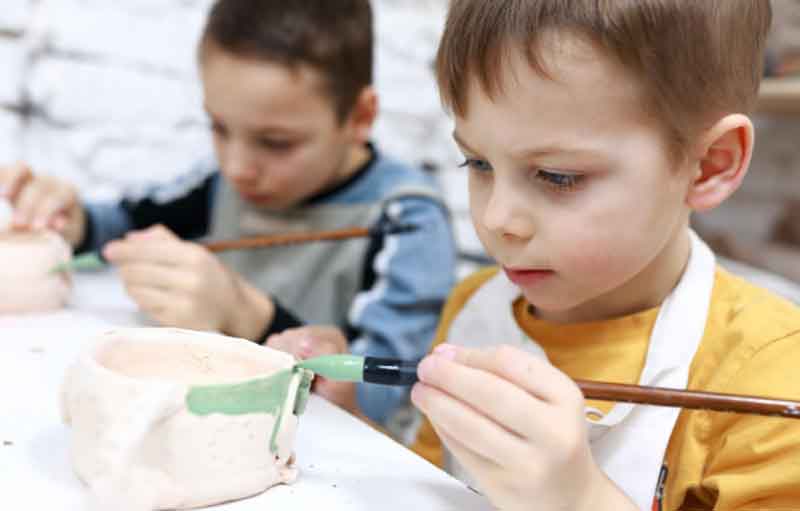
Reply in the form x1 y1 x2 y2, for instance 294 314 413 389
411 344 637 511
267 325 348 360
267 326 359 415
0 162 86 247
104 225 274 338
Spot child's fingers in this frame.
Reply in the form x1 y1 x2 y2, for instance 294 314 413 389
31 191 74 229
51 214 68 231
444 343 584 409
416 352 550 438
267 329 341 359
104 238 187 266
435 425 500 487
411 381 522 465
117 262 185 292
124 285 172 321
11 181 49 227
266 333 307 359
125 224 176 241
0 162 32 202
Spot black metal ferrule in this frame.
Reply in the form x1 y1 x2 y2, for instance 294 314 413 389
363 357 420 386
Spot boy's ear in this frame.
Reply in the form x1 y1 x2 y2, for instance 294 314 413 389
686 114 754 212
346 86 378 143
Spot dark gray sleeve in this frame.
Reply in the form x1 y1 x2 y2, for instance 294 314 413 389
76 170 219 253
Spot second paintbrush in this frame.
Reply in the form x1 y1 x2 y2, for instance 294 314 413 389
298 354 800 420
51 219 418 273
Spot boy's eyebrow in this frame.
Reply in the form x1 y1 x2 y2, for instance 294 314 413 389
453 131 607 160
452 131 479 155
203 105 303 137
511 145 608 161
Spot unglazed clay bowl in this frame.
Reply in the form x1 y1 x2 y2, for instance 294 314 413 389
61 327 313 510
0 229 71 313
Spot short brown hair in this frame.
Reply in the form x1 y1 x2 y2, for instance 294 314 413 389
201 0 373 121
436 0 772 157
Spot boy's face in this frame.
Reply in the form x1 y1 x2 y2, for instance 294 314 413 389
455 37 696 322
201 47 363 209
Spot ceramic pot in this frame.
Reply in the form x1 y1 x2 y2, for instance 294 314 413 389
61 327 313 510
0 229 71 313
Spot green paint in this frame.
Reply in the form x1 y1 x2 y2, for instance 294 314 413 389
186 367 313 454
293 369 314 415
50 252 106 273
296 354 365 382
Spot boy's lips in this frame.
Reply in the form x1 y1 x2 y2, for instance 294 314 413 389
503 267 555 286
237 187 274 203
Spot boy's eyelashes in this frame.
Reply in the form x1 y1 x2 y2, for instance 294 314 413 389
458 157 492 173
458 158 585 192
210 121 227 137
533 169 584 192
209 122 295 152
254 138 295 152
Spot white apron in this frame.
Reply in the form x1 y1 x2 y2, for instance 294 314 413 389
445 231 715 508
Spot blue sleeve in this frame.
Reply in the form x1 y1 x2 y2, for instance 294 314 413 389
77 165 218 253
348 197 457 423
78 201 135 252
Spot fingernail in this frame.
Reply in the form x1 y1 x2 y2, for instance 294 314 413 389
417 356 439 382
434 343 458 360
297 339 312 356
102 244 116 259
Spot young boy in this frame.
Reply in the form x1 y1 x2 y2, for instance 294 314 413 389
0 0 456 425
410 1 800 510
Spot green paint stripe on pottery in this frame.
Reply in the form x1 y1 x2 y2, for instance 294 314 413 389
186 367 312 454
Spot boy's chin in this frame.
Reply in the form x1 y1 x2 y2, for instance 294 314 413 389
518 290 585 321
238 191 294 210
237 189 273 204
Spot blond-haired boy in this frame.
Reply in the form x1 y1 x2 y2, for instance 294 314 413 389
410 1 799 510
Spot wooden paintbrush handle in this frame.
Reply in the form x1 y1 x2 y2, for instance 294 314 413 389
202 227 372 253
577 379 800 419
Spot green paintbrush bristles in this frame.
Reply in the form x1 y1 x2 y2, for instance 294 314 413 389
50 252 107 273
296 354 366 382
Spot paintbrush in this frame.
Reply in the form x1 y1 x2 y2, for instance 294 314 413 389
51 219 418 273
298 354 800 420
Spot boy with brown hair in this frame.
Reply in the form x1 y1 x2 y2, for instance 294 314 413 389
0 0 456 425
409 1 800 510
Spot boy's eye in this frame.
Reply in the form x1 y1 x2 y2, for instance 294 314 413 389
458 158 493 173
534 169 584 192
256 139 294 151
211 122 228 137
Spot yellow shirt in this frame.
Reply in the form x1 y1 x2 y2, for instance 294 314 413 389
412 266 800 510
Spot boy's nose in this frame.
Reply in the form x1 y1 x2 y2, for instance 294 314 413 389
224 145 259 182
482 188 534 241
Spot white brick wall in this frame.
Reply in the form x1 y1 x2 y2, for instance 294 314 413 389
35 0 211 75
0 0 32 32
0 0 484 267
0 39 26 106
0 110 23 163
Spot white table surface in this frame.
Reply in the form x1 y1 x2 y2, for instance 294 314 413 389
1 269 490 510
